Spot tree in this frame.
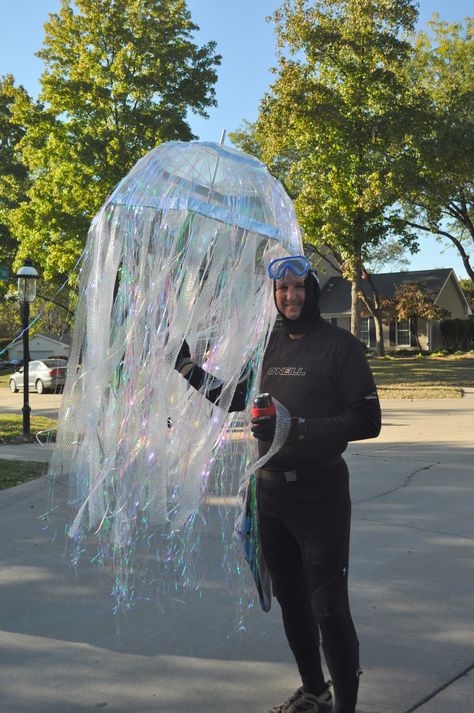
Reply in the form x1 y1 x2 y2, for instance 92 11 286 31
384 281 447 353
363 239 410 274
399 16 474 279
303 237 410 356
0 75 33 350
8 0 221 281
440 316 473 350
459 278 474 311
0 298 22 347
232 0 420 342
0 75 31 300
358 240 410 356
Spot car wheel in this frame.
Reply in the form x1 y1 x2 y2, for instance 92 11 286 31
36 379 45 394
9 379 18 393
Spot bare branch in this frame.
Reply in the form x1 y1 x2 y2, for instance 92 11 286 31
36 293 75 317
400 219 474 280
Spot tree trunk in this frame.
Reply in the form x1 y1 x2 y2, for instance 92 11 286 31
412 317 423 354
360 269 387 356
351 215 364 339
350 249 363 339
415 328 423 354
351 279 360 339
374 312 385 357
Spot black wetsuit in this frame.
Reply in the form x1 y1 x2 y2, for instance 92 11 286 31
256 319 381 713
180 317 381 713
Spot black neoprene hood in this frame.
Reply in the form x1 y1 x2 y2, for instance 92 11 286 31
273 271 321 335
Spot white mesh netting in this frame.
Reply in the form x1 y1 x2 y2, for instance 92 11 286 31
48 141 301 607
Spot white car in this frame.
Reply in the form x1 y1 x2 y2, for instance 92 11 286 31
9 359 67 394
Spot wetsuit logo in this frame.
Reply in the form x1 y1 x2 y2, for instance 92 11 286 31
267 367 306 376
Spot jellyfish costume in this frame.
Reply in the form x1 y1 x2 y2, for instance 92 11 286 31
49 141 302 606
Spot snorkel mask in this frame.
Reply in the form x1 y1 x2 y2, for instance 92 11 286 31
267 255 316 281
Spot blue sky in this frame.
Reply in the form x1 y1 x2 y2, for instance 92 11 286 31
0 0 472 278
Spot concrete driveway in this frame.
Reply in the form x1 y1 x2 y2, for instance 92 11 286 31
0 397 473 713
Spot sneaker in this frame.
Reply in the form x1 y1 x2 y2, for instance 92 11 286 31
268 684 332 713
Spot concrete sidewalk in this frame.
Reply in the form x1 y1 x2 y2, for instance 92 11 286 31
0 398 473 713
0 441 55 462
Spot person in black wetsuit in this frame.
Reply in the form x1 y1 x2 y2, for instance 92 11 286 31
175 255 381 713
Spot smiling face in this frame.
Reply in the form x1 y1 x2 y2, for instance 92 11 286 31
274 271 306 320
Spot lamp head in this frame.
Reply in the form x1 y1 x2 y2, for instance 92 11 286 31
15 258 38 303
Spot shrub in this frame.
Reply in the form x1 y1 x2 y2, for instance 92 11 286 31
467 317 474 344
440 319 457 349
393 348 416 357
454 318 469 349
440 318 474 350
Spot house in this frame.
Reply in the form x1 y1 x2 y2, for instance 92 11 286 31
8 332 72 361
316 258 471 351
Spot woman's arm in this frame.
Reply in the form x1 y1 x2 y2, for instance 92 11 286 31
175 341 252 412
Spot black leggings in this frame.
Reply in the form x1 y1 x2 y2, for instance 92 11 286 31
258 460 360 713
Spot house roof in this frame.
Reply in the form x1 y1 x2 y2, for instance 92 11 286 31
31 332 72 346
319 268 453 314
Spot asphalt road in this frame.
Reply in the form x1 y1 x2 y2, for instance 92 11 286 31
0 386 61 420
0 397 473 712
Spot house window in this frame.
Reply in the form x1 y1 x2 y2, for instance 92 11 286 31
360 317 370 346
330 317 338 326
396 319 411 346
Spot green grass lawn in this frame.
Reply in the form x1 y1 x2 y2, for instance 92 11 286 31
370 354 474 398
0 414 57 444
0 414 55 490
0 368 14 387
0 460 47 490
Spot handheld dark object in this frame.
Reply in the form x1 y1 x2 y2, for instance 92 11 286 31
251 393 276 419
251 394 277 441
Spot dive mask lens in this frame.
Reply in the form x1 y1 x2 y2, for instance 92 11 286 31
268 255 312 280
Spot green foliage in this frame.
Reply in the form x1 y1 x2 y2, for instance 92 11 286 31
468 317 474 344
34 283 77 337
400 16 474 279
229 121 262 162
236 0 420 254
231 0 421 343
363 238 410 273
388 282 447 322
0 75 31 300
0 298 22 344
7 0 221 281
0 285 76 361
459 278 474 310
454 317 469 347
440 318 457 348
440 317 474 350
383 281 447 353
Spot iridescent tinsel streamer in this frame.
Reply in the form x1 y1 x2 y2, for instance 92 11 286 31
48 141 302 609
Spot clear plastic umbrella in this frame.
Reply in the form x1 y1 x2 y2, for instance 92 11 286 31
49 140 302 606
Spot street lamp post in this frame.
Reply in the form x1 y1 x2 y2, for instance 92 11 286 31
15 258 38 436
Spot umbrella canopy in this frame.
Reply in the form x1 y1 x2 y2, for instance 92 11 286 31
49 141 302 607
